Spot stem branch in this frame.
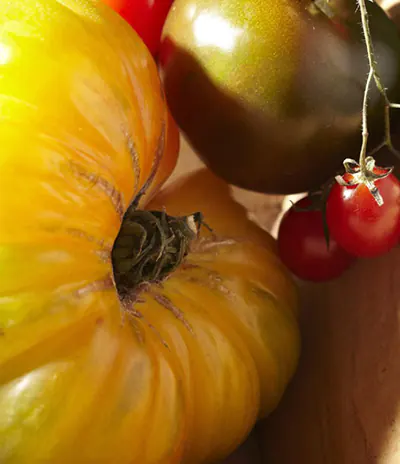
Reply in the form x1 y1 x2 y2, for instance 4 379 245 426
357 0 400 161
360 67 374 172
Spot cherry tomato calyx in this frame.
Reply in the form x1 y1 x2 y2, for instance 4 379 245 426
326 158 400 258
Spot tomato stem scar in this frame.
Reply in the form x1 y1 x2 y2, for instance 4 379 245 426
111 206 207 298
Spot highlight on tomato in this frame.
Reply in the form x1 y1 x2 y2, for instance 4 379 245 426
160 0 400 194
0 1 300 463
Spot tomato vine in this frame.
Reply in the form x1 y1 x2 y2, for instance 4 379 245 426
278 0 400 280
336 0 400 206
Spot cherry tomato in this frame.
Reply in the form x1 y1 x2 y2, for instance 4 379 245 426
278 197 355 282
326 173 400 258
103 0 174 56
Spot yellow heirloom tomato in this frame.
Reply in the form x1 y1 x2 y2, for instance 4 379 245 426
0 1 299 463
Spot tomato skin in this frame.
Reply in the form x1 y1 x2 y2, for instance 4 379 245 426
326 174 400 258
103 0 174 56
0 2 299 462
278 198 355 282
161 0 400 194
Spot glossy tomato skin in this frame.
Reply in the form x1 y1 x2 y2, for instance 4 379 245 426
103 0 174 56
278 198 355 282
0 1 179 461
161 0 400 194
326 174 400 258
0 2 299 462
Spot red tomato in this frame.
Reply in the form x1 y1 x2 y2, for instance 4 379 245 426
103 0 174 56
278 197 355 282
326 173 400 258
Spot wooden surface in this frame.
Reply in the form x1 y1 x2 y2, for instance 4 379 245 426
260 247 400 463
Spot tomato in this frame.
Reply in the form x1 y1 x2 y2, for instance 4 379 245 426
278 198 355 282
326 172 400 258
0 2 300 463
102 0 174 56
160 0 400 194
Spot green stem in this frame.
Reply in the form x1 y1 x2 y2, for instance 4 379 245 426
360 67 374 174
358 0 389 102
357 0 400 159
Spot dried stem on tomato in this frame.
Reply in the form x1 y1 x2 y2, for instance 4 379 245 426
112 207 208 298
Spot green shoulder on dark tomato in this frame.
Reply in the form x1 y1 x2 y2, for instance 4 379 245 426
160 0 400 194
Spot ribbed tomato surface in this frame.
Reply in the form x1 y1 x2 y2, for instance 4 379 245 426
0 2 300 463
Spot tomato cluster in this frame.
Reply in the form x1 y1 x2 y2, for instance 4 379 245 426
278 171 400 283
100 0 400 288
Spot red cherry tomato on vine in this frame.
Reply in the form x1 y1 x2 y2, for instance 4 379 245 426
326 173 400 258
278 197 355 282
103 0 174 56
